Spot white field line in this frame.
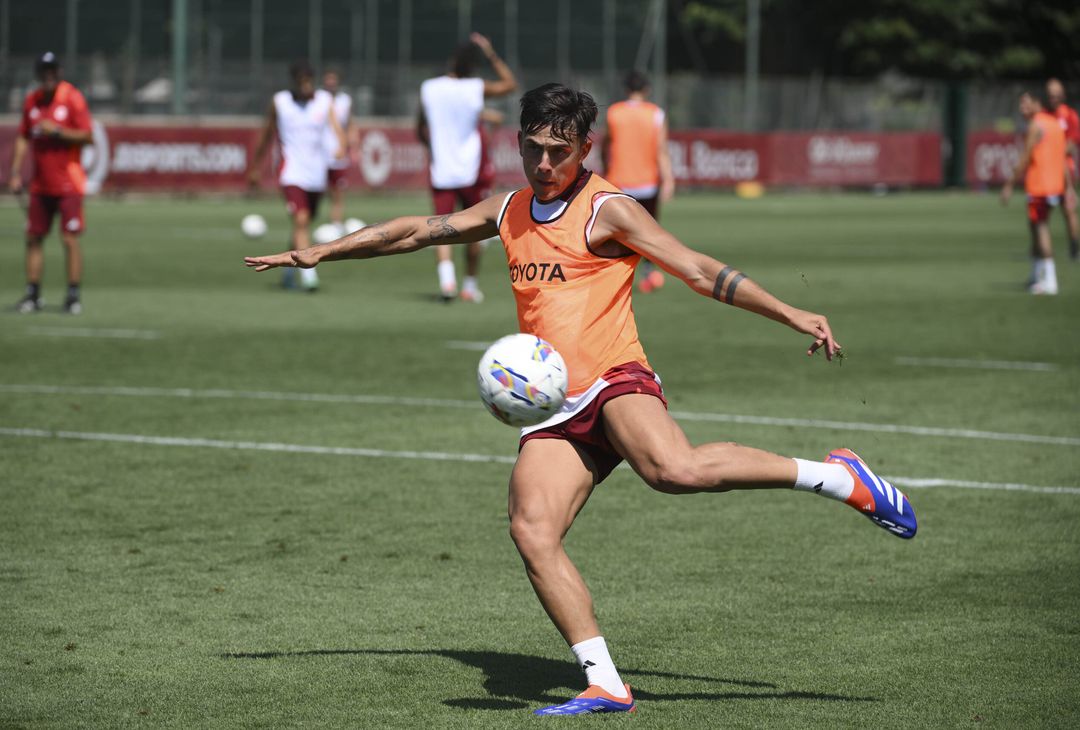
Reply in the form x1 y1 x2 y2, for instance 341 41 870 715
0 426 1075 495
895 356 1058 372
445 340 492 351
2 382 1078 448
25 327 162 340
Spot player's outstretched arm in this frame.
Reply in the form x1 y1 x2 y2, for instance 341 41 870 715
244 195 504 271
594 197 841 360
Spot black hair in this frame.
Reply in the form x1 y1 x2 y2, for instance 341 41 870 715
450 41 481 78
35 51 59 75
519 83 598 144
1021 89 1048 109
289 60 314 83
624 69 649 93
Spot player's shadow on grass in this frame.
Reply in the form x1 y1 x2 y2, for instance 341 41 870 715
222 648 876 710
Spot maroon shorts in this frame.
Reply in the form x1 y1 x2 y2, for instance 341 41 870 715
519 362 667 484
327 167 349 190
635 194 660 220
27 194 84 238
1027 195 1061 224
281 186 322 218
431 180 490 216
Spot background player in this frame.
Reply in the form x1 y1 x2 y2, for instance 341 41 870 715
322 67 359 234
1045 78 1080 260
417 32 517 302
9 52 93 314
1002 90 1066 295
246 83 917 716
602 69 675 294
248 60 346 292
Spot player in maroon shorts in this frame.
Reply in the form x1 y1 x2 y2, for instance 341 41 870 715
9 52 93 314
1046 78 1080 260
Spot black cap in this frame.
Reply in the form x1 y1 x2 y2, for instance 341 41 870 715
35 52 59 72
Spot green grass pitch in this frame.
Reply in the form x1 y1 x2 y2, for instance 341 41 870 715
1 189 1078 727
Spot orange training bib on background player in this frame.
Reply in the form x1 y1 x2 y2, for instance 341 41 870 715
498 171 649 395
604 100 662 192
1027 111 1066 197
19 80 90 196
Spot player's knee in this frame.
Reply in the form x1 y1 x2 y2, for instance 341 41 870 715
640 459 702 495
25 236 43 249
508 510 561 557
294 210 311 226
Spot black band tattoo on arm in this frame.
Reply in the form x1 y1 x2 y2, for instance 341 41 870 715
426 214 459 241
724 273 746 305
711 265 746 305
712 266 734 301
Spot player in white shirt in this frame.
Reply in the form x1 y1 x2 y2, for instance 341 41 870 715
248 61 346 291
417 32 516 302
322 68 359 234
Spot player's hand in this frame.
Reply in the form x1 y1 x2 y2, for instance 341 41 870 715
246 169 261 189
1000 182 1013 206
244 248 320 271
470 32 495 56
334 145 347 161
8 175 22 194
35 119 59 137
660 178 675 203
787 308 841 362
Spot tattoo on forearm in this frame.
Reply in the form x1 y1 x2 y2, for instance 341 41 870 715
712 265 747 305
368 222 391 244
426 215 459 241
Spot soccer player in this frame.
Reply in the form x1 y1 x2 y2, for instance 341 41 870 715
9 52 93 314
246 84 917 716
417 32 517 302
601 70 675 294
322 68 359 234
1045 78 1080 260
248 60 347 292
1001 91 1067 295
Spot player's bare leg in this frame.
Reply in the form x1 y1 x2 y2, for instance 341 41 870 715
603 394 917 537
60 231 83 314
291 209 319 291
603 394 796 492
17 235 45 313
509 438 634 710
434 243 456 301
25 235 44 288
329 185 345 229
1029 219 1058 294
509 438 599 644
1064 187 1079 260
461 241 484 302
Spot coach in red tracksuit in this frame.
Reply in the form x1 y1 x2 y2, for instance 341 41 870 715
9 52 93 315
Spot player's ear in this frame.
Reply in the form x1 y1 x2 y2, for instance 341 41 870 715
579 136 593 161
517 131 523 155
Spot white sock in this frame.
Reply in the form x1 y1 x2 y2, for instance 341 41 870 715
299 267 319 287
1034 258 1046 282
437 260 456 292
792 458 854 502
570 636 627 698
1042 257 1057 289
462 276 479 294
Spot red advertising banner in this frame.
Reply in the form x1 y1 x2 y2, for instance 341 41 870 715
0 123 944 193
768 132 941 186
966 130 1020 187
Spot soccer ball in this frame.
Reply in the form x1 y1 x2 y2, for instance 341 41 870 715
477 334 568 427
313 223 341 245
241 214 267 239
344 217 366 233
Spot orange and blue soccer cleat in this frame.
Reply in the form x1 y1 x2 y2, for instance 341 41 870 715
826 448 917 539
533 685 636 716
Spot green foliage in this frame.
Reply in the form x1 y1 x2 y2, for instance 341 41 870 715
671 0 1080 79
